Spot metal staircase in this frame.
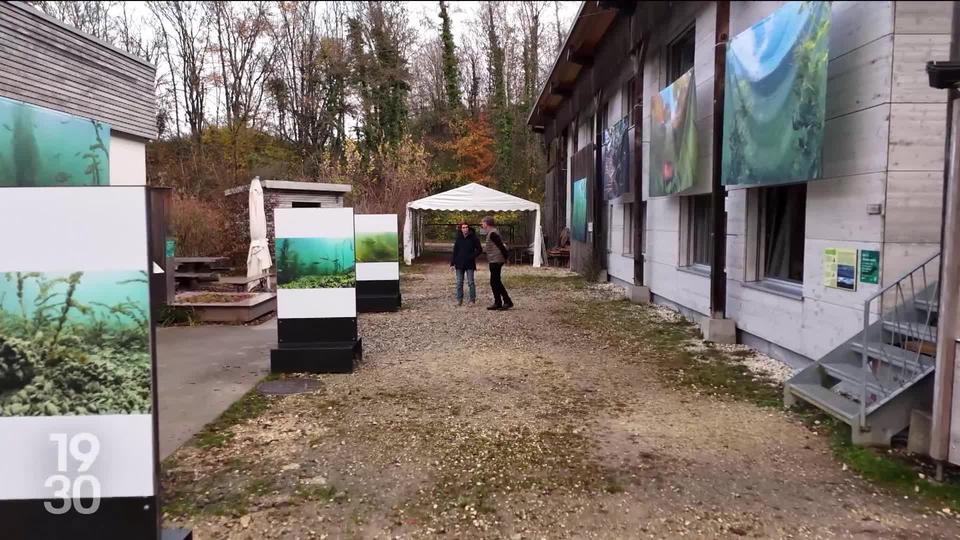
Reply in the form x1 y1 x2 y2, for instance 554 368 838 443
784 253 940 446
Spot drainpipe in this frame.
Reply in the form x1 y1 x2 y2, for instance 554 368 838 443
930 1 960 479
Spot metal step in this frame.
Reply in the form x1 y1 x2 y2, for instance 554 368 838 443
882 321 937 342
787 382 859 424
820 359 885 393
850 341 933 371
914 297 939 315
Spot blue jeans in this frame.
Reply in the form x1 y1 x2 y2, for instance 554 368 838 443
455 268 476 302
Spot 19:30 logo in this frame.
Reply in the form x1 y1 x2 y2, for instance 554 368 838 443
44 433 101 515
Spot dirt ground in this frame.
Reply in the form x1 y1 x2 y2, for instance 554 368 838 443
163 263 960 539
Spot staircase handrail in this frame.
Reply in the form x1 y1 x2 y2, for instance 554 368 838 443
859 251 940 428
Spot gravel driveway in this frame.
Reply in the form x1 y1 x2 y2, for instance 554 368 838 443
163 263 959 539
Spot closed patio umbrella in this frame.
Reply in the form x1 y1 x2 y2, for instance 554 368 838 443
246 177 272 290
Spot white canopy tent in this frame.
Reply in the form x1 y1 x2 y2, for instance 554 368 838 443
403 183 544 267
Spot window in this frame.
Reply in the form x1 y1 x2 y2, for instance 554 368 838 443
623 202 634 256
668 26 696 83
607 203 614 251
682 194 712 268
292 201 322 208
759 184 807 283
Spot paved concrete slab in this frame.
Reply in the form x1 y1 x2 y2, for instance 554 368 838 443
156 319 274 459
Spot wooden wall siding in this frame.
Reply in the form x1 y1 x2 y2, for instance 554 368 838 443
830 2 895 59
273 193 343 208
805 173 886 242
0 2 157 139
821 104 892 178
888 104 948 171
881 1 950 286
893 35 951 103
894 1 953 34
885 171 945 243
825 35 893 120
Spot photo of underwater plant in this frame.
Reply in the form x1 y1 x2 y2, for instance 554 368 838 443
0 271 151 416
356 231 399 263
572 178 587 242
0 96 111 187
721 1 830 187
276 237 356 289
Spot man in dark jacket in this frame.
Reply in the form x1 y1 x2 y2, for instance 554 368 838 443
451 222 482 305
480 216 513 310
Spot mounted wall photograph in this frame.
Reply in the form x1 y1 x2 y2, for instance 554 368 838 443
276 237 356 289
0 96 111 187
572 178 587 242
721 0 830 187
650 70 698 197
602 118 629 200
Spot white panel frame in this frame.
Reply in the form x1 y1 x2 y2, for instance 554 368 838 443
278 288 357 318
356 262 400 281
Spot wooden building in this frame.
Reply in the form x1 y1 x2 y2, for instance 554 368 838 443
531 1 955 456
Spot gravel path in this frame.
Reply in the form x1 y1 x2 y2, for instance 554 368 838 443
163 263 960 539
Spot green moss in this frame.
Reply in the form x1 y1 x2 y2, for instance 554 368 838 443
193 386 272 449
504 274 586 290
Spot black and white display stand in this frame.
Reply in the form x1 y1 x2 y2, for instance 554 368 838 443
271 207 362 373
355 214 401 313
0 187 169 540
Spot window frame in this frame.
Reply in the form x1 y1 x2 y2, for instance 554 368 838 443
746 184 808 298
666 24 696 85
623 202 634 257
680 194 712 272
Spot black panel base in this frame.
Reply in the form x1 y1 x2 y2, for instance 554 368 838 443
162 528 194 540
1 496 157 540
357 280 401 313
271 338 362 374
357 293 401 313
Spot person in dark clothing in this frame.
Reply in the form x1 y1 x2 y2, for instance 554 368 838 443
480 216 513 310
450 222 483 305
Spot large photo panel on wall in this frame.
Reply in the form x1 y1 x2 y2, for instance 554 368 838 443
0 96 111 187
0 187 158 539
355 214 401 313
272 207 362 373
721 1 830 187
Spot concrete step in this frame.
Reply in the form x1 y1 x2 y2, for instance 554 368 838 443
786 382 859 425
882 321 937 342
850 341 932 371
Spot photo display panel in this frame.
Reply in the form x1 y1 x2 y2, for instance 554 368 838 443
272 207 362 373
355 214 401 312
0 187 158 539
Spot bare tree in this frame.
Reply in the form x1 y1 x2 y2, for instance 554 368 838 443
31 1 117 42
205 1 274 129
149 1 209 142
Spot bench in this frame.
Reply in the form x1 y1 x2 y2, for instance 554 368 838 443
218 273 275 292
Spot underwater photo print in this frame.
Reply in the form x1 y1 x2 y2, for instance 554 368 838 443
721 1 830 187
276 237 356 289
572 178 587 242
602 118 629 200
355 215 399 263
650 70 698 197
0 96 111 187
0 271 150 416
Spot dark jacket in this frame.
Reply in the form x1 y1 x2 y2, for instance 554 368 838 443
451 228 483 270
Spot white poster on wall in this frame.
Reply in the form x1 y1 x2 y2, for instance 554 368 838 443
0 187 155 501
275 207 357 318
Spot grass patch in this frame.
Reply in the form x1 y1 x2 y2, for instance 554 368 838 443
558 296 960 511
560 299 782 408
162 459 279 518
193 383 273 449
295 483 340 502
504 274 586 290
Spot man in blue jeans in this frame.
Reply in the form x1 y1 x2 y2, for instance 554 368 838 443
450 222 482 306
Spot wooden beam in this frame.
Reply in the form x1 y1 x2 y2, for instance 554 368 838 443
550 81 573 98
709 1 730 319
566 48 594 67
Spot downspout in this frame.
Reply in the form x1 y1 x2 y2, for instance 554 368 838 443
634 39 647 286
930 1 960 476
709 1 730 319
